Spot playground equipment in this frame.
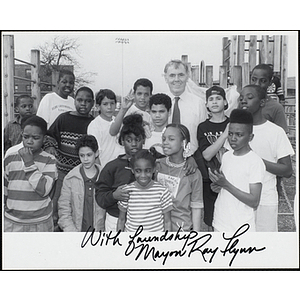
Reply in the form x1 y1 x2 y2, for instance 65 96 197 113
184 35 289 92
3 35 56 127
182 34 295 138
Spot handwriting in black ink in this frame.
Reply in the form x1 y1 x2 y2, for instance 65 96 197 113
81 226 122 248
186 233 219 263
220 224 266 266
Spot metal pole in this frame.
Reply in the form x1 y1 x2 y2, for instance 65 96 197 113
3 35 15 127
122 42 124 100
115 37 130 100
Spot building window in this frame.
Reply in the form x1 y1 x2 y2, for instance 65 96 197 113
26 85 31 91
15 85 19 91
25 69 31 76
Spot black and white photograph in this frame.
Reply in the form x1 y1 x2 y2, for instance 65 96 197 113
2 30 298 274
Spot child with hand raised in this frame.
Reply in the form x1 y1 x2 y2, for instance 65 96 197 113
194 86 230 231
87 89 123 167
109 78 153 138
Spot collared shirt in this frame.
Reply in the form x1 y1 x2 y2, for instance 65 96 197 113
80 166 99 232
4 115 23 153
167 89 207 154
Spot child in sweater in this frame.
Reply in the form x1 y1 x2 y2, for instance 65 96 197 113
117 149 173 232
4 116 57 232
45 86 94 231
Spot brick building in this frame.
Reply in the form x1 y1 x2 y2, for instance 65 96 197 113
14 64 74 102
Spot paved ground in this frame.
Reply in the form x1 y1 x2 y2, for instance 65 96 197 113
278 143 297 232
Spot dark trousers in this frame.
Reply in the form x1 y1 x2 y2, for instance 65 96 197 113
203 181 218 227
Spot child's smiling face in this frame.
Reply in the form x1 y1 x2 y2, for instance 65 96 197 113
134 85 151 111
162 126 183 157
132 158 154 187
57 74 75 99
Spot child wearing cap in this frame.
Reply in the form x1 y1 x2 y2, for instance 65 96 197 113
194 86 230 231
209 109 265 232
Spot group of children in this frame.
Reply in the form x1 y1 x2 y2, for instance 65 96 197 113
3 63 294 233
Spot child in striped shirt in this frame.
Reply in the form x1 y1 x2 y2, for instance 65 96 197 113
4 116 58 232
117 149 173 232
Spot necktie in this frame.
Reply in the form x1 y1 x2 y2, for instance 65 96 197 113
172 96 181 124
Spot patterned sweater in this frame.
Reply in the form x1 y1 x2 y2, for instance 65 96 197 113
4 150 58 223
45 112 94 174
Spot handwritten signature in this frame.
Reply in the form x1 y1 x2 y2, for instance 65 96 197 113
81 224 266 267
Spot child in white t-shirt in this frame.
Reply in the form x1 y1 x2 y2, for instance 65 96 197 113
37 70 75 129
238 84 294 231
209 109 265 232
109 78 153 137
87 89 123 167
144 93 172 155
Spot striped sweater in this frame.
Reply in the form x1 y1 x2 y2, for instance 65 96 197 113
4 150 58 224
118 180 173 232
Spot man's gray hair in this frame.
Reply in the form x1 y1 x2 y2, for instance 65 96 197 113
164 59 189 74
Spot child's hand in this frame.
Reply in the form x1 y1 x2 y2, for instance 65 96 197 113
18 147 34 165
143 121 152 139
113 184 131 201
208 168 227 187
184 156 198 176
44 146 57 156
210 182 221 193
122 89 134 110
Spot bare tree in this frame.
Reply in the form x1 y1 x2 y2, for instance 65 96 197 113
38 36 97 90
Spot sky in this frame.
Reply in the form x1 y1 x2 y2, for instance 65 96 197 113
4 30 298 98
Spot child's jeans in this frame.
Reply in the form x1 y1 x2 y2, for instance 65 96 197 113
4 216 54 232
52 170 67 232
